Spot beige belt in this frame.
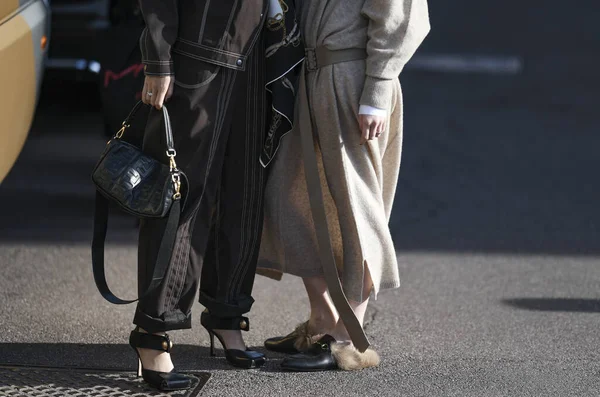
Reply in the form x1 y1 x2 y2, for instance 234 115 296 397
298 47 370 352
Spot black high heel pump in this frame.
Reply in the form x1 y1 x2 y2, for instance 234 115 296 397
201 311 266 369
129 327 192 391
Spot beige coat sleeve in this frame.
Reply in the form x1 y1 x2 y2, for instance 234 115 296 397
359 0 431 109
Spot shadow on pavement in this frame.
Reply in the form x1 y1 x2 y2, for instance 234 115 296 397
0 343 273 372
502 298 600 313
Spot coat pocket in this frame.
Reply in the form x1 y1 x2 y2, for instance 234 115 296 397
172 51 221 89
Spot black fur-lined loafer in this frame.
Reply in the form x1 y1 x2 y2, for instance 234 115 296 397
281 335 381 372
265 322 316 354
280 335 338 372
264 333 301 354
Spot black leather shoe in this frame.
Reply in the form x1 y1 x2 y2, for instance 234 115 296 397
264 325 305 355
265 333 300 354
129 328 192 391
201 311 266 369
281 335 338 372
265 322 315 354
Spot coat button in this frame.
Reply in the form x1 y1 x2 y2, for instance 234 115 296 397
240 320 248 329
236 59 243 66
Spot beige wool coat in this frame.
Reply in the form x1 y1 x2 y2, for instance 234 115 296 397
258 0 430 302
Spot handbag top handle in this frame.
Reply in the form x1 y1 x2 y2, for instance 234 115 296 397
116 101 176 154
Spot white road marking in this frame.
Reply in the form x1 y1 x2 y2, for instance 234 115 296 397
407 54 523 75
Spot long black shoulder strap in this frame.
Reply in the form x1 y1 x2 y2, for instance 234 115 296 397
91 192 180 304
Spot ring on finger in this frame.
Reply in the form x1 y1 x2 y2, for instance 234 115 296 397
147 92 153 97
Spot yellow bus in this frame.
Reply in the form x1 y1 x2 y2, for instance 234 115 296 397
0 0 50 183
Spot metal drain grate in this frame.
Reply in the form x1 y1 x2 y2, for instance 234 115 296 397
0 366 210 397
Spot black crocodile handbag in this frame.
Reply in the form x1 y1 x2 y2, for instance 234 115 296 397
91 101 186 304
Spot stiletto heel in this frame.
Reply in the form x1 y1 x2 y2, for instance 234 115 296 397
201 311 266 369
208 331 216 357
129 327 192 391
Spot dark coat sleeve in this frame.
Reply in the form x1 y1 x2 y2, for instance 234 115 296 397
138 0 179 75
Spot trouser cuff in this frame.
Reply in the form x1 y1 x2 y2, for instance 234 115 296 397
198 291 254 318
201 310 250 331
133 307 192 333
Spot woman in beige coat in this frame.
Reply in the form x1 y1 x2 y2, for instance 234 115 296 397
258 0 430 371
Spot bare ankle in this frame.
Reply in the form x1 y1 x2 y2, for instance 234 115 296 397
308 314 338 334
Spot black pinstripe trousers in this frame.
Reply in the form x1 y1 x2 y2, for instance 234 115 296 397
133 36 266 333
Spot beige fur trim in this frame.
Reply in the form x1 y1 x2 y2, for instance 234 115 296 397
292 322 324 352
330 343 380 371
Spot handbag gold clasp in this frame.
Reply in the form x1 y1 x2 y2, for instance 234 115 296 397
171 172 182 200
169 157 178 171
166 149 178 171
167 149 181 199
115 122 130 139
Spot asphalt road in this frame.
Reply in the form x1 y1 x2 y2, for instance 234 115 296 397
1 1 599 396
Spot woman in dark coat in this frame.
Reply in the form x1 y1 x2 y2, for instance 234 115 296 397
128 0 303 390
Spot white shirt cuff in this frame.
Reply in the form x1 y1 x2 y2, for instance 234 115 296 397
268 0 283 18
358 105 387 117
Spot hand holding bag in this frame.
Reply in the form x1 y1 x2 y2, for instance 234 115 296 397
91 101 186 304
